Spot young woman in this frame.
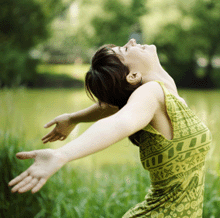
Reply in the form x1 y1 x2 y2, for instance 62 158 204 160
8 39 211 217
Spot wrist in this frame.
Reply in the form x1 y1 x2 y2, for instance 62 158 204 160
54 148 70 166
68 113 79 125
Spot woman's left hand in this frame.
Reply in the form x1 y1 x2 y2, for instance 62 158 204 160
8 149 65 194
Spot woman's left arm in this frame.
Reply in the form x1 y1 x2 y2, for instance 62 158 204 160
8 82 162 193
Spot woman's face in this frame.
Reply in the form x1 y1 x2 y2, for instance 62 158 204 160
112 39 160 73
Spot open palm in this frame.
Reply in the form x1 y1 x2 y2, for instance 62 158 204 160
8 149 65 194
42 114 77 144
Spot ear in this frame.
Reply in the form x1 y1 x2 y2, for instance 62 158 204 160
126 72 142 85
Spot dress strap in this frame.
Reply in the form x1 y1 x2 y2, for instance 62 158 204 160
142 80 174 139
154 80 170 96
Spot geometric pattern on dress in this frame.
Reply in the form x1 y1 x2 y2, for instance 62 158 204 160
123 81 212 218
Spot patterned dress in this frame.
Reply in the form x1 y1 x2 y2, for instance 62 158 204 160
123 81 211 218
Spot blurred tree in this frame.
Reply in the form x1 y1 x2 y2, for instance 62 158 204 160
0 0 71 87
42 2 93 64
187 0 220 87
149 0 220 88
76 0 147 48
153 20 199 88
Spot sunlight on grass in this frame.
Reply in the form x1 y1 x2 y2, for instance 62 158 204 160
37 64 90 81
1 88 220 170
1 87 220 217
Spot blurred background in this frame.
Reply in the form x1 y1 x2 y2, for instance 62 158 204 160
1 0 220 217
1 0 220 88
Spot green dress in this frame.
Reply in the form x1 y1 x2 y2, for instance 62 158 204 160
123 81 211 218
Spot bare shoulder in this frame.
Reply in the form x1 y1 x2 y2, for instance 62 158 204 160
128 81 165 104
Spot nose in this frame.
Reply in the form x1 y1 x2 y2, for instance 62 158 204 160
123 38 137 48
129 38 136 46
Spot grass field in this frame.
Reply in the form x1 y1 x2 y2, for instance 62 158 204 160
1 127 220 217
1 64 220 217
37 64 90 81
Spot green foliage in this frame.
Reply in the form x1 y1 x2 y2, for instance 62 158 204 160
37 63 90 81
2 0 219 88
0 43 39 87
1 0 47 50
0 0 70 49
203 171 220 217
73 0 220 88
0 130 150 217
0 0 71 88
0 131 44 217
33 72 84 88
180 0 220 54
149 0 220 88
1 129 220 217
77 0 147 47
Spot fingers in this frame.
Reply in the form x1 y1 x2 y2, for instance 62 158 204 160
42 133 55 144
42 128 64 144
8 171 29 187
42 120 57 143
32 178 47 193
42 133 64 143
44 119 56 128
10 177 47 194
50 135 62 142
18 178 39 193
41 129 55 142
16 151 36 160
11 175 32 193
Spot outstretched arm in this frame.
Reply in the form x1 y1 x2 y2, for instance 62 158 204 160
42 103 119 143
9 82 162 194
57 82 161 162
69 102 119 123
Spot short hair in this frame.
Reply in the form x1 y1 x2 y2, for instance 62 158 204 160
85 44 143 146
85 44 141 108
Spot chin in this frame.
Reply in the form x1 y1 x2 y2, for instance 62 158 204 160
143 44 157 53
149 44 157 50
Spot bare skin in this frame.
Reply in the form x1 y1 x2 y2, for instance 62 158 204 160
113 39 187 140
41 103 118 144
42 39 185 144
8 39 187 194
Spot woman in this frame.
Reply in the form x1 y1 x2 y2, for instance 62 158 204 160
8 39 211 217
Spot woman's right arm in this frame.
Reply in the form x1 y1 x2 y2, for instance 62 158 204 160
69 102 119 123
41 103 119 144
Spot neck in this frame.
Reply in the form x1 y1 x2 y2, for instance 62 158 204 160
142 65 167 82
142 66 177 92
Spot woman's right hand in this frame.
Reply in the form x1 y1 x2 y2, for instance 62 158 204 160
8 149 66 194
41 113 78 144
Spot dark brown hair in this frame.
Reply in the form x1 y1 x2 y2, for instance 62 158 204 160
85 44 143 146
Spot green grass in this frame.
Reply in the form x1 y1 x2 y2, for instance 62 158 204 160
1 77 220 217
0 130 150 218
1 129 220 218
37 64 90 81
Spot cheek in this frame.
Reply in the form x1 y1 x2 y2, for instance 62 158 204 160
126 51 142 63
125 50 155 69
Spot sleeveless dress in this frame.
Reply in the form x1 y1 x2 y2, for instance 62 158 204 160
123 81 211 218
